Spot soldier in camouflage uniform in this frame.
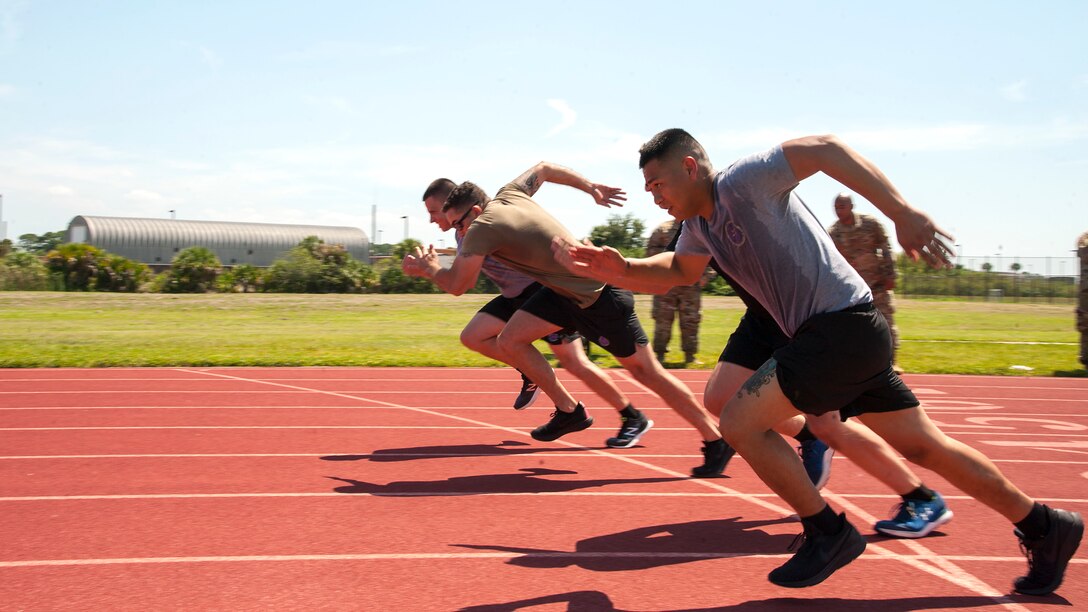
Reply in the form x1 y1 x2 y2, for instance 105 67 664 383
1078 231 1088 368
646 219 707 364
828 193 902 372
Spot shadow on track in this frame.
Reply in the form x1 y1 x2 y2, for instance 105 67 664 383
326 467 686 496
455 517 796 571
457 591 1070 611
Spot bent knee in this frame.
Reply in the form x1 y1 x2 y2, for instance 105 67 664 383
460 331 484 352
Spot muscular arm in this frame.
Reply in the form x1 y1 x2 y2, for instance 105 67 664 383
551 237 709 293
402 245 485 296
511 162 626 208
782 135 954 267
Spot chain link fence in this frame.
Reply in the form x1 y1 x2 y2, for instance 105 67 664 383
900 254 1080 303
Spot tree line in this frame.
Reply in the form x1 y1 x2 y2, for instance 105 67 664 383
1 215 1076 300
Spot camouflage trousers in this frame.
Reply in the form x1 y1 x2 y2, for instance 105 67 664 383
1081 255 1088 367
1079 283 1088 366
652 284 701 356
873 289 899 361
1079 306 1088 368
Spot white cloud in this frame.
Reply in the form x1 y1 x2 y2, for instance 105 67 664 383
197 45 223 70
546 98 577 137
1001 80 1028 102
125 189 166 203
46 185 75 196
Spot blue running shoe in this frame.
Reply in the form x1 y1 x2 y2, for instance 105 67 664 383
799 439 834 490
874 493 953 538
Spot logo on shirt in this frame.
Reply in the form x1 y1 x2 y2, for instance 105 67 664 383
726 221 746 246
597 336 611 348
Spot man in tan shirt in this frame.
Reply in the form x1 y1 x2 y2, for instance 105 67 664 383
403 162 732 477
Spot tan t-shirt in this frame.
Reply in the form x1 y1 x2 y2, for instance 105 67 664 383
459 182 604 308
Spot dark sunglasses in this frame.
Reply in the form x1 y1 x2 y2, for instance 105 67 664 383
452 207 474 231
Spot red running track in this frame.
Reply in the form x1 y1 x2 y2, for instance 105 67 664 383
1 367 1086 611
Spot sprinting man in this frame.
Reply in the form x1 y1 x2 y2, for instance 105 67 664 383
404 162 733 476
670 219 953 538
553 129 1082 593
419 178 649 449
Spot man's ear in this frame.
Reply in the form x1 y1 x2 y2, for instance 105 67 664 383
682 156 699 179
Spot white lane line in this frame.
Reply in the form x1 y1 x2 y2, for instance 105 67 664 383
2 491 1087 504
6 427 1088 440
2 552 1084 570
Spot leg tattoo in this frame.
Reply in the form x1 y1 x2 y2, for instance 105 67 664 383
738 358 777 399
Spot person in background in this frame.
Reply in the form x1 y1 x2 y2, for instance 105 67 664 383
1078 231 1088 368
828 192 902 373
645 219 710 365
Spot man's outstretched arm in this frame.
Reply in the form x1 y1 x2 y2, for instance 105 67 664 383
511 161 626 208
782 134 954 268
551 236 709 294
402 244 485 296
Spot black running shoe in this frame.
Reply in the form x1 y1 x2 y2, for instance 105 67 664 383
690 439 735 477
768 516 866 588
530 403 594 442
605 415 653 448
513 373 540 410
1014 507 1083 595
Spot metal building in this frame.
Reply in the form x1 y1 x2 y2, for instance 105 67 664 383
66 215 369 267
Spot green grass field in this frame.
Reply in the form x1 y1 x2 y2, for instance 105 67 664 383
0 292 1082 376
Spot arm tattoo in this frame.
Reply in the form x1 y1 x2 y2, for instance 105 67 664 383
738 358 777 399
522 172 539 194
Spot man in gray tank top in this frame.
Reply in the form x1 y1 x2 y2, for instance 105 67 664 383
554 129 1081 595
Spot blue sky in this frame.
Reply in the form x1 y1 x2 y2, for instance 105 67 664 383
1 1 1086 266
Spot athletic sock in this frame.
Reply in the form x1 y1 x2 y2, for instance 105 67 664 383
793 424 816 443
1014 502 1050 540
619 405 641 420
901 485 937 503
801 503 842 535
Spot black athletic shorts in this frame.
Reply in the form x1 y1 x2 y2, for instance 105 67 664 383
772 302 918 418
719 309 789 370
478 282 580 346
518 285 648 358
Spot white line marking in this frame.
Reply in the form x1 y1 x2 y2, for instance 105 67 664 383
2 491 1086 504
1 552 1084 570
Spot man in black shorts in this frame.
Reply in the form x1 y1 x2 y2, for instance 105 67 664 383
667 221 954 537
404 162 732 476
554 129 1082 594
417 179 648 448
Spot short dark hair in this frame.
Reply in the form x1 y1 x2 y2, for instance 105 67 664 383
443 181 489 213
422 178 456 202
638 128 710 170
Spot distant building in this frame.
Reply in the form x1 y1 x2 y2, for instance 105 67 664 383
65 215 369 268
